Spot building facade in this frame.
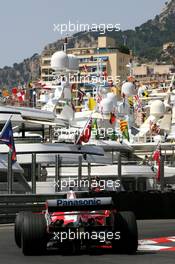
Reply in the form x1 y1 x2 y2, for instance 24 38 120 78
40 36 131 84
133 64 175 82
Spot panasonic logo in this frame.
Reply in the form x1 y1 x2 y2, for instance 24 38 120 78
57 199 101 206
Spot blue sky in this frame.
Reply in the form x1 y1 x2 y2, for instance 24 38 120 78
0 0 166 67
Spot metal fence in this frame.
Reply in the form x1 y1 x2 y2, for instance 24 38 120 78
0 194 65 224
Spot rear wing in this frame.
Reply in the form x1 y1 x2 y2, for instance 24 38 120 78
46 197 114 212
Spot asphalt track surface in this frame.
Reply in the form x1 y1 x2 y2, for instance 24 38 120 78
0 220 175 264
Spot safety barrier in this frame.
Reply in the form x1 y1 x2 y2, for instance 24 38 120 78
0 193 66 224
1 191 175 223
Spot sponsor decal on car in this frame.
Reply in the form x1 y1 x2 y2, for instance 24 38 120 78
57 199 101 206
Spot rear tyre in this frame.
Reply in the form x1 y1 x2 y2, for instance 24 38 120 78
21 213 47 255
14 211 31 248
112 211 138 254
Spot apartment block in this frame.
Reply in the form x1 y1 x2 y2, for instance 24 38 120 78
41 36 132 84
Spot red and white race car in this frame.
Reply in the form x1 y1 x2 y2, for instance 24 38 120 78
15 191 138 255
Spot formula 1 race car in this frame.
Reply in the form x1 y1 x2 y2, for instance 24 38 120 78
14 192 138 255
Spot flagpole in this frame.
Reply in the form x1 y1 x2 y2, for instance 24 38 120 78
0 114 13 137
7 150 13 194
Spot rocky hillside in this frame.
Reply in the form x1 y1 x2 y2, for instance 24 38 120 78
0 54 40 89
0 0 175 89
45 0 175 62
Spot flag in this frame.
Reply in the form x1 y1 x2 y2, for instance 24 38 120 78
2 89 9 97
134 95 142 111
127 76 135 82
83 65 88 73
96 93 102 104
76 118 92 144
71 83 76 92
12 87 18 95
92 119 100 139
128 96 134 109
108 80 113 87
0 118 16 161
16 90 25 102
122 126 130 141
142 91 148 97
88 97 96 110
28 81 33 88
150 121 160 135
77 89 85 103
134 95 139 102
92 118 98 130
109 113 116 124
120 120 128 132
153 149 161 181
103 70 108 80
120 120 130 141
110 130 117 141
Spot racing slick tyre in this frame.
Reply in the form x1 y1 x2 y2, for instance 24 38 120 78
21 213 47 255
14 211 31 248
112 211 138 254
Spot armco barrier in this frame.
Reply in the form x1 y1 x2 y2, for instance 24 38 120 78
1 192 175 223
0 193 66 224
